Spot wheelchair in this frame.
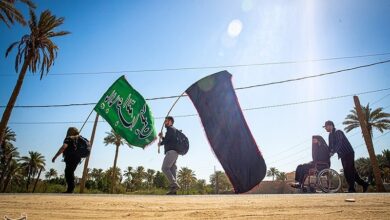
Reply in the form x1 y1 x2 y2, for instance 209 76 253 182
300 162 342 193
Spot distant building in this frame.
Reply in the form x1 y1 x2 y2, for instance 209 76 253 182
286 172 295 182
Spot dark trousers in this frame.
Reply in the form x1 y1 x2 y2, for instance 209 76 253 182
341 153 366 191
64 156 81 193
295 162 314 184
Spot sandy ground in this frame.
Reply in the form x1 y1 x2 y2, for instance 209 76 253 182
0 193 389 219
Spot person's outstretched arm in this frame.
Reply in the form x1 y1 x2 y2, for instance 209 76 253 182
52 144 68 163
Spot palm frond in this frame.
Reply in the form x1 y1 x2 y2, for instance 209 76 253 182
48 30 71 37
20 0 36 9
0 0 26 26
342 120 360 126
344 124 360 133
5 41 19 57
372 112 390 121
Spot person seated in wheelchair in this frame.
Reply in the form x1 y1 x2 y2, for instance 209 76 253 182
290 135 330 188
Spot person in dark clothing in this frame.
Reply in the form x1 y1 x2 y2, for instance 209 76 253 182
52 127 82 193
158 116 181 195
324 120 369 193
291 135 330 188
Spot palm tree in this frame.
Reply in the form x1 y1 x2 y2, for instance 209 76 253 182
90 168 104 191
343 103 390 192
276 172 287 193
355 157 373 183
0 127 17 189
145 169 155 190
45 168 57 181
104 167 122 193
123 166 133 192
91 168 104 181
0 0 35 27
343 104 390 135
209 171 232 193
1 127 15 146
0 127 16 176
382 149 390 168
276 172 287 181
104 130 126 193
32 166 44 193
266 167 279 181
132 166 146 190
0 9 70 145
0 143 19 163
178 167 197 194
195 179 207 194
20 151 45 192
153 171 168 189
381 149 390 183
0 127 16 169
2 158 21 192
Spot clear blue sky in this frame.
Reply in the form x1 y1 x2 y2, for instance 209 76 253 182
1 0 390 182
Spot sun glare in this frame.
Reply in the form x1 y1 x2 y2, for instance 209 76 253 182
227 19 243 38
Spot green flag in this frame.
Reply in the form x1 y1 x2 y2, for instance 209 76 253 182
94 76 157 148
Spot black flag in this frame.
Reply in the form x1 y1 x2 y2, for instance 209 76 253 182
186 71 266 193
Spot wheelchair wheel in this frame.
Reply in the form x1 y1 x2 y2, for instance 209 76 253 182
317 168 341 193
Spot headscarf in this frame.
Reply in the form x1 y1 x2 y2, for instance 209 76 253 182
312 135 330 164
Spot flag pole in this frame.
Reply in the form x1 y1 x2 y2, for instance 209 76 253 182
79 112 99 193
158 92 186 153
79 108 94 133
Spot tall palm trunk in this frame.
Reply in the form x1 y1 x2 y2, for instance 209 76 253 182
353 96 386 192
32 167 43 193
0 56 31 143
111 144 119 193
0 155 12 190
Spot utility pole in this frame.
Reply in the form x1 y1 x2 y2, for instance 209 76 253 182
353 96 386 192
80 113 99 193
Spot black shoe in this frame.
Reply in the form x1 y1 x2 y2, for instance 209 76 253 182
348 189 356 193
290 183 301 189
362 183 369 192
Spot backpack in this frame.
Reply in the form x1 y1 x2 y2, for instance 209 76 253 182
75 136 91 158
175 129 189 155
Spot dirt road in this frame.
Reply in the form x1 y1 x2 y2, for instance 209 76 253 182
1 193 389 219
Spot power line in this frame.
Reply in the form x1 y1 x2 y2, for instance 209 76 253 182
8 87 390 125
1 52 390 77
265 94 390 164
372 93 390 106
242 87 390 111
235 59 390 90
2 59 390 109
354 130 390 150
